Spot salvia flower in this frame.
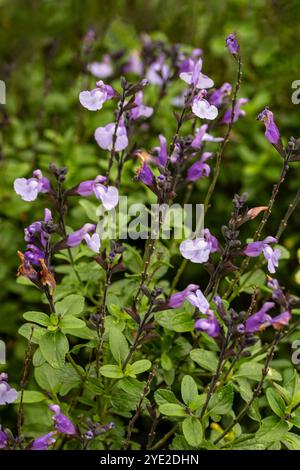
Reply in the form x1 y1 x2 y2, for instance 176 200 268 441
179 58 214 89
194 311 221 337
192 93 218 120
87 54 113 78
257 108 283 153
168 284 199 308
187 152 213 182
0 427 8 449
14 169 50 202
153 134 168 167
94 120 128 152
130 91 153 120
244 236 281 273
67 224 96 248
180 228 219 263
0 373 18 405
146 57 170 86
136 159 155 187
226 33 239 56
31 432 56 450
271 310 291 330
49 404 76 435
191 124 223 148
123 51 143 75
222 98 248 124
83 233 101 253
186 288 210 313
76 175 119 210
209 83 232 108
244 302 274 333
79 80 115 111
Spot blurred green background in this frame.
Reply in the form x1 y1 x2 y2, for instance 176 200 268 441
0 0 300 391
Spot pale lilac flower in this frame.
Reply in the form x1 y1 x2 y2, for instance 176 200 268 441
14 170 50 202
94 121 128 151
0 427 8 449
179 58 214 89
194 311 221 337
49 404 76 435
192 95 218 120
222 98 248 124
67 224 96 247
180 229 218 263
123 51 143 75
84 233 101 253
31 432 56 450
79 81 114 111
271 311 291 330
187 152 213 181
226 33 239 55
130 91 153 120
244 236 280 273
152 134 168 167
168 284 199 308
209 83 232 108
191 124 223 148
87 55 113 78
76 175 119 210
0 373 18 405
244 302 274 333
146 58 170 86
263 245 281 274
186 289 209 313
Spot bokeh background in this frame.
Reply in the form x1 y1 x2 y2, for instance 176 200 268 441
1 0 300 422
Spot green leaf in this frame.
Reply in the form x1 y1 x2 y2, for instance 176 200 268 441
189 394 206 412
39 331 69 368
60 316 86 330
18 323 46 344
181 375 198 406
109 326 129 363
190 349 218 371
61 326 97 339
156 310 194 332
256 416 289 443
235 362 281 382
207 384 234 417
79 199 99 223
23 311 50 327
123 244 143 273
55 294 85 317
154 389 178 406
182 417 203 447
100 364 124 378
15 391 47 403
34 363 61 393
59 363 84 396
266 388 286 418
239 269 266 294
159 403 186 417
281 432 300 450
127 359 151 375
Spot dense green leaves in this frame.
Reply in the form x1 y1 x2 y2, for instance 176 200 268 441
182 417 203 447
39 331 69 368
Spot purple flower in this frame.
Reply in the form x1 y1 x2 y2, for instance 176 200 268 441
168 284 199 308
136 159 155 187
49 404 76 435
146 57 170 86
271 311 291 330
186 289 209 313
123 52 143 75
24 244 45 265
191 124 223 148
194 311 221 337
187 152 213 182
130 91 153 120
94 120 128 152
179 58 214 89
245 302 274 333
209 83 232 108
267 277 284 302
180 228 218 263
31 432 56 450
153 134 168 167
14 169 50 202
0 427 8 449
222 98 248 124
0 373 18 405
87 55 113 78
67 224 96 248
226 33 239 55
83 233 101 253
79 81 114 111
76 175 119 210
192 94 218 120
244 236 281 273
257 108 283 152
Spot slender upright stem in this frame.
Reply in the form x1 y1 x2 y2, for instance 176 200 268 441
95 269 112 377
107 90 126 180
